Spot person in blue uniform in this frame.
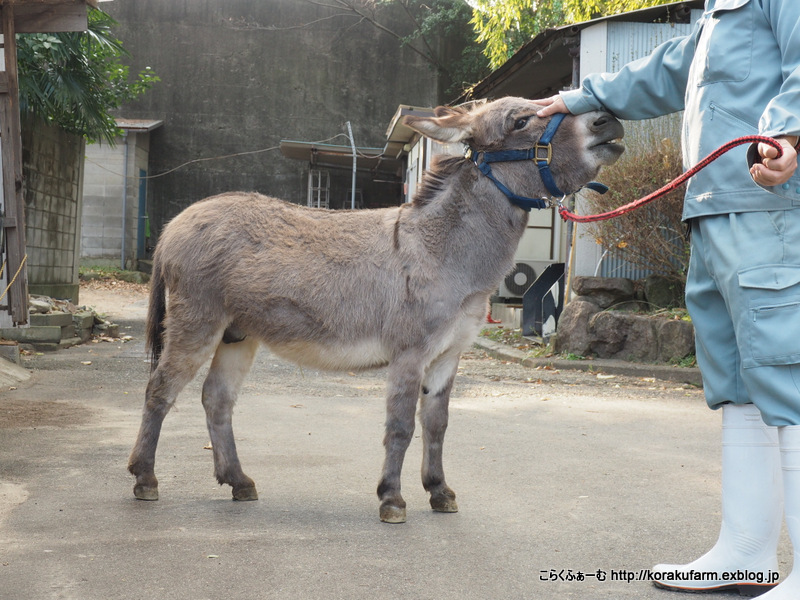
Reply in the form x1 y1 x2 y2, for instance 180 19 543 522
537 1 800 596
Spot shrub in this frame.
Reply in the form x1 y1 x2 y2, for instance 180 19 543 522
584 138 689 283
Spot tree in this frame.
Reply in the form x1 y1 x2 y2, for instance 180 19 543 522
16 9 159 144
471 0 676 68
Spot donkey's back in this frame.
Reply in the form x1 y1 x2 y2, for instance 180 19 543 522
152 191 471 371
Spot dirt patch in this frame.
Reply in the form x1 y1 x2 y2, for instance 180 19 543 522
0 398 94 429
80 277 149 296
79 278 149 320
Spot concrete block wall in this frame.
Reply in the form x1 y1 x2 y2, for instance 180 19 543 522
106 0 446 238
21 118 85 302
82 140 126 266
82 130 149 269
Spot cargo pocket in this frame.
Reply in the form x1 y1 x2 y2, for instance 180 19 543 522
740 265 800 368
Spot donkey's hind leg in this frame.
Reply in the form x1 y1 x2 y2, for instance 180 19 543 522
420 353 459 514
128 328 222 500
201 336 260 501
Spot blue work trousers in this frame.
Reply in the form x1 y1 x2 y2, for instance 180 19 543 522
688 211 800 426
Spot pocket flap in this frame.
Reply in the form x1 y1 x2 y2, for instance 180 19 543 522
739 265 800 290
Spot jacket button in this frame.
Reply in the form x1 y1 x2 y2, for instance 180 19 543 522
782 183 791 190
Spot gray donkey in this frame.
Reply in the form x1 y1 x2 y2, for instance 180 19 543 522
128 97 624 523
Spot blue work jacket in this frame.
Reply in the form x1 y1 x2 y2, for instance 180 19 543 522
560 0 800 220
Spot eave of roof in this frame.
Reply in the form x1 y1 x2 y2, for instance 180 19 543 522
280 105 435 176
116 118 163 133
279 140 402 176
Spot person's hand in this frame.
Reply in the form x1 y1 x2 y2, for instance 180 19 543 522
536 95 570 118
750 136 798 187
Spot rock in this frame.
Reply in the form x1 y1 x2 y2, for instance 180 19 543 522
553 300 600 356
657 319 695 362
645 274 685 309
572 276 635 309
589 312 659 362
93 321 119 338
28 297 52 314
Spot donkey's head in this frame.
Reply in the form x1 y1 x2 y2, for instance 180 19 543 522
405 96 624 205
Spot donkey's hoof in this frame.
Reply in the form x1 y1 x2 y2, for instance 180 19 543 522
430 496 458 513
232 486 258 501
380 504 407 524
429 487 458 513
133 484 159 501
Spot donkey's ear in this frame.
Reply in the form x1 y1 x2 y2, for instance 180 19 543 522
404 106 472 144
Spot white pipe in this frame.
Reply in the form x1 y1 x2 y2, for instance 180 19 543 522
121 132 129 270
346 121 356 209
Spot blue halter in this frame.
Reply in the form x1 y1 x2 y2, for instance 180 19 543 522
465 112 608 212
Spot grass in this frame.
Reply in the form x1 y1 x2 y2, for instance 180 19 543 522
481 319 698 368
79 266 150 284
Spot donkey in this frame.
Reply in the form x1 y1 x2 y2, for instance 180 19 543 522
128 97 624 523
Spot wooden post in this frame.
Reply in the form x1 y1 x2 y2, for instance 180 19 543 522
0 3 28 325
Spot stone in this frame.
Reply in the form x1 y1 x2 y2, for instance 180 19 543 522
30 312 73 328
73 310 95 343
0 326 62 344
0 341 20 365
93 322 119 338
645 274 685 309
553 300 600 356
657 319 695 362
72 311 95 331
28 298 52 314
572 276 635 309
589 312 659 362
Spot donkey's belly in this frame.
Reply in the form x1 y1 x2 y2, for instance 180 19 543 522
266 338 390 371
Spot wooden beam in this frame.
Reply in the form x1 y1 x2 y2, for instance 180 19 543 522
0 4 29 325
0 1 85 6
13 3 87 33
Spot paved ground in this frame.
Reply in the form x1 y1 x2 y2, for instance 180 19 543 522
0 288 789 599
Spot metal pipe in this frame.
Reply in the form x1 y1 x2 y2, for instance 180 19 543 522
346 121 356 209
121 131 129 270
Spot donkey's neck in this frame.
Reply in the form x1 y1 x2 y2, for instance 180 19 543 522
409 161 530 292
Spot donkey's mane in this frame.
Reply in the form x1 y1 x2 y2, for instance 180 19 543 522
411 155 466 208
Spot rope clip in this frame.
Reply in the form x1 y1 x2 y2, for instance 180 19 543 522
545 195 567 210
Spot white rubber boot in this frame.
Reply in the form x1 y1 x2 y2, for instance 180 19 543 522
758 425 800 599
652 403 782 596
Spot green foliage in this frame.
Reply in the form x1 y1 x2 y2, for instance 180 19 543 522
470 0 565 69
470 0 676 68
17 9 159 144
376 0 491 96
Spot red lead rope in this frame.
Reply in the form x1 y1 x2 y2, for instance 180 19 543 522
557 135 785 223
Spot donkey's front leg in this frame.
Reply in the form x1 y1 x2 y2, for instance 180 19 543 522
420 353 459 514
377 357 424 523
201 337 260 501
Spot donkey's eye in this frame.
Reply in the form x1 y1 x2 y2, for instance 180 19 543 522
514 117 530 130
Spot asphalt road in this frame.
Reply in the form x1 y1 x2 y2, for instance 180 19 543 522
0 310 789 599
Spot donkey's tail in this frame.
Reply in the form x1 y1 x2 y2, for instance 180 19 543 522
146 259 167 371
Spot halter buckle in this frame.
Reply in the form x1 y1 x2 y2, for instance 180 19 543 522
534 142 553 165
